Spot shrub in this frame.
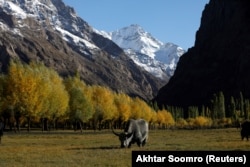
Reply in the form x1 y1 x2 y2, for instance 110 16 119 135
176 118 188 128
194 116 212 128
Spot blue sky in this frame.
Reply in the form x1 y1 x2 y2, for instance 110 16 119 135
63 0 209 50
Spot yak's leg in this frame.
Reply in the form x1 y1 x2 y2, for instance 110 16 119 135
142 139 146 146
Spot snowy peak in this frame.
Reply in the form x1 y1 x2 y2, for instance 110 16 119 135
0 0 165 100
156 43 185 76
0 0 99 53
110 24 163 58
0 0 58 20
97 24 186 80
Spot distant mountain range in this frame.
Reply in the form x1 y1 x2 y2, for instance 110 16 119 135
0 0 185 100
96 24 185 80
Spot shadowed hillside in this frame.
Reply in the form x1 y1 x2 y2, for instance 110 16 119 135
154 0 250 113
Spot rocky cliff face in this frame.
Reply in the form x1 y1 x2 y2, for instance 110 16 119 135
0 0 164 100
154 0 250 108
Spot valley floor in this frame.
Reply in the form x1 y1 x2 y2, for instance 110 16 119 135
0 128 249 166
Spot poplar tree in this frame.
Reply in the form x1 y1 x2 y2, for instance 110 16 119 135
210 94 218 120
228 96 235 118
217 91 225 119
114 93 131 123
130 97 143 119
64 76 93 132
157 109 174 128
6 61 51 131
188 106 198 118
48 73 69 127
239 92 244 118
90 86 116 129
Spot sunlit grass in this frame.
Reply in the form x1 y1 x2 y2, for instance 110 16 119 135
0 128 249 166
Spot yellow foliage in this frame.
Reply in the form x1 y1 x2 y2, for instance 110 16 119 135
194 116 212 127
130 97 143 119
176 118 188 128
186 116 212 128
64 76 93 122
6 61 49 117
218 117 232 126
114 93 131 122
45 69 69 119
6 61 69 120
186 118 195 127
91 86 116 121
64 75 87 92
150 111 158 123
2 61 159 127
157 109 175 126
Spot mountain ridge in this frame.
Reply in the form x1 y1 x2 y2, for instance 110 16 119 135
0 0 164 100
95 24 185 80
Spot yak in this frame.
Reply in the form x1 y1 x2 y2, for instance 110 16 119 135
241 120 250 141
112 119 148 148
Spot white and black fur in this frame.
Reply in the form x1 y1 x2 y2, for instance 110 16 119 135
112 119 148 148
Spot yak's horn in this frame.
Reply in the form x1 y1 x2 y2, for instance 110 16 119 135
111 124 121 136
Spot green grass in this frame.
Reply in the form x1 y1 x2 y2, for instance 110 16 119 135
0 128 249 167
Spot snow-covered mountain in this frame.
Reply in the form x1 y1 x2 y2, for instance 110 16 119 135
96 24 185 80
0 0 165 100
0 0 100 55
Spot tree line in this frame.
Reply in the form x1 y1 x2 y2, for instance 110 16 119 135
163 91 250 128
0 60 176 132
1 61 244 132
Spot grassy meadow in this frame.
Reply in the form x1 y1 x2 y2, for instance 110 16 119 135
0 128 250 167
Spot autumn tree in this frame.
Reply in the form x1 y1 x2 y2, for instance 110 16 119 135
194 116 212 128
37 64 69 130
0 73 25 132
137 99 154 122
157 110 165 127
130 97 143 119
5 61 69 131
114 93 131 126
149 110 157 129
64 76 93 132
90 86 116 129
157 109 175 128
5 61 51 131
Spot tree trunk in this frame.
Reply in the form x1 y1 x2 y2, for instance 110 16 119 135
79 121 83 133
27 117 31 132
14 110 21 132
15 116 20 132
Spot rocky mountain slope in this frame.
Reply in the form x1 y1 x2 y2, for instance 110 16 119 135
154 0 250 108
0 0 164 100
96 24 185 80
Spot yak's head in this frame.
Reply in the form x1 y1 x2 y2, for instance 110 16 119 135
112 128 133 148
